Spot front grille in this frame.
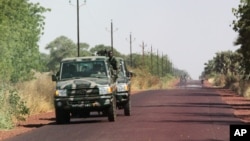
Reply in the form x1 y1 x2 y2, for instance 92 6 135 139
67 88 99 96
68 101 82 105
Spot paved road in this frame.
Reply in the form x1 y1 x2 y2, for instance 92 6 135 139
6 80 243 141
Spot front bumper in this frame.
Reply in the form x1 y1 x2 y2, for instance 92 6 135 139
116 92 130 103
54 95 114 110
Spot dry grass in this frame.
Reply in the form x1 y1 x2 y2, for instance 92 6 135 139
244 86 250 97
239 81 250 98
208 76 250 98
15 72 55 115
130 68 177 91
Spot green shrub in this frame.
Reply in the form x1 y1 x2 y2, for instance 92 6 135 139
8 89 30 121
213 74 225 87
225 74 239 88
0 112 14 130
0 86 29 130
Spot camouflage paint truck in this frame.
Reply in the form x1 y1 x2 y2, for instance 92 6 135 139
52 56 117 124
116 57 132 116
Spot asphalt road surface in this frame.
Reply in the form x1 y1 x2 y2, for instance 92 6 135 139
6 80 244 141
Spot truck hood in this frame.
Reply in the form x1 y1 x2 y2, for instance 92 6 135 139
56 77 110 89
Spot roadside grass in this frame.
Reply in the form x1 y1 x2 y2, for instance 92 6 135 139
130 68 177 91
15 72 55 115
208 75 250 98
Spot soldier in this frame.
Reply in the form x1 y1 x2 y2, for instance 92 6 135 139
108 51 118 70
107 51 119 81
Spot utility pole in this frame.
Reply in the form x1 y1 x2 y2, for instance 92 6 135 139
76 0 80 57
111 20 113 53
142 42 145 66
170 59 173 75
150 46 153 73
69 0 86 57
162 52 164 77
106 20 118 54
166 59 169 74
140 42 146 66
126 33 135 67
157 49 159 76
171 60 174 76
129 33 132 67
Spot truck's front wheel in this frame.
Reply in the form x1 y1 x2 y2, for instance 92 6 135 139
107 98 116 122
124 99 131 116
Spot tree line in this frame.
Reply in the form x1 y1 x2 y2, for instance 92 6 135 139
202 0 250 95
41 35 187 78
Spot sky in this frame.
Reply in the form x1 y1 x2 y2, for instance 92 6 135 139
30 0 240 79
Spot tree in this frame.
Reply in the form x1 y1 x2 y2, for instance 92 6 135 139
232 0 250 79
79 43 91 56
45 36 91 72
45 36 76 72
203 51 243 81
0 0 50 83
89 44 122 57
38 53 50 72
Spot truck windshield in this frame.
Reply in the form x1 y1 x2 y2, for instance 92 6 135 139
60 61 107 79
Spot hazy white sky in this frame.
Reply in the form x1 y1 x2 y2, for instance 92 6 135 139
30 0 240 79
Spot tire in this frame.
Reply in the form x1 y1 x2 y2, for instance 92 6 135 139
108 97 116 122
55 109 70 124
124 99 131 116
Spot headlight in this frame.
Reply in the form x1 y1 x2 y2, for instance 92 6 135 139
99 87 112 95
117 84 128 92
55 89 67 96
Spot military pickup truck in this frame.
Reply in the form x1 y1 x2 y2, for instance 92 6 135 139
116 57 132 116
52 56 117 124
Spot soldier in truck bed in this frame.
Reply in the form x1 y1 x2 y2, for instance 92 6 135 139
107 51 118 70
107 51 119 80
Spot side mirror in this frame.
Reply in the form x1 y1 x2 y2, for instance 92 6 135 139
52 74 57 81
126 71 134 78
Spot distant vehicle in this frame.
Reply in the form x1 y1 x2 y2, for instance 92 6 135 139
52 56 117 124
180 75 187 85
201 79 204 85
116 57 132 116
